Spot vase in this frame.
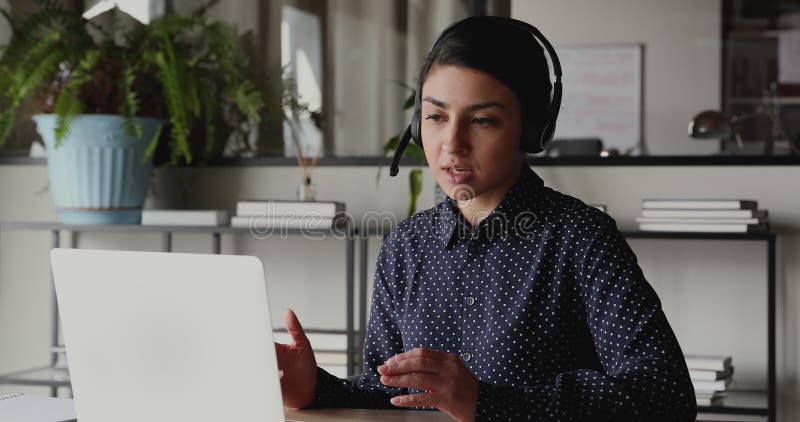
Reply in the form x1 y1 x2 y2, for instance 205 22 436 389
33 114 164 224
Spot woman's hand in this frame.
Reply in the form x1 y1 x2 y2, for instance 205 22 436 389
378 347 479 422
275 309 317 409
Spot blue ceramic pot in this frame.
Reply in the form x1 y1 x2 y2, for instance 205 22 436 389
33 114 164 224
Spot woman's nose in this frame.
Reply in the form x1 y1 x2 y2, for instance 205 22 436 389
441 121 469 154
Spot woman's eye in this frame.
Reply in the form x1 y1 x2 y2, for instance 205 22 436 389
472 117 494 126
424 114 445 122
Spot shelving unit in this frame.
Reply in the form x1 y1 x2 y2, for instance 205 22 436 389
625 231 776 422
0 221 360 397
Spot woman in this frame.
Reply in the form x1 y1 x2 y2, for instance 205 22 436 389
276 16 696 422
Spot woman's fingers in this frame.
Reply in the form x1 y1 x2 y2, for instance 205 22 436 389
378 356 440 376
391 347 451 363
380 372 442 391
284 308 310 347
390 392 436 408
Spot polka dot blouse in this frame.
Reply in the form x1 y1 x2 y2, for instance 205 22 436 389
311 165 697 421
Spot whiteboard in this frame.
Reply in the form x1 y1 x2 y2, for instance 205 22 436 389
554 44 643 153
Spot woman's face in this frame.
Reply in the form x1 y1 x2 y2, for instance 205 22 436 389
420 64 524 209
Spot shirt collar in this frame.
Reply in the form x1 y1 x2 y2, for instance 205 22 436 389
436 165 546 249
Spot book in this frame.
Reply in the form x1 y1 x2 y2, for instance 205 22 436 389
588 204 607 212
693 378 731 392
230 215 348 230
692 414 765 422
639 222 768 233
685 354 732 372
689 367 733 381
0 393 77 422
635 217 764 225
696 395 723 406
694 391 717 399
236 200 345 217
141 210 228 226
641 199 757 210
641 209 768 219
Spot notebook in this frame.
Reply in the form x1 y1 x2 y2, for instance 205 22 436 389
50 248 286 422
0 392 77 422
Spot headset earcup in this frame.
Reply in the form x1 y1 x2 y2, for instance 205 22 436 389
410 108 422 148
538 121 556 152
538 80 562 153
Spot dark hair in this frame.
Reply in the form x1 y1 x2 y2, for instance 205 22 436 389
418 16 553 141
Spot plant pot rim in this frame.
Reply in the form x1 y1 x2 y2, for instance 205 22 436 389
32 113 166 125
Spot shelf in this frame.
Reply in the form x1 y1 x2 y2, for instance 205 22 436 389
730 96 800 105
0 365 71 388
0 221 354 235
0 326 358 390
698 390 768 416
4 154 800 167
622 231 775 241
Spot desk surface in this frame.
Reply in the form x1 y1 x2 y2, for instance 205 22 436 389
285 408 452 421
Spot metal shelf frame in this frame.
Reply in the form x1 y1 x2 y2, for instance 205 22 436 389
0 221 360 396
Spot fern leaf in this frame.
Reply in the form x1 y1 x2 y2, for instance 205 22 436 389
152 40 192 164
52 49 98 143
143 123 164 162
0 32 64 146
120 60 143 138
227 80 263 123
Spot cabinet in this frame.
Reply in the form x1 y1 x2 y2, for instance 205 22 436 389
724 33 800 155
0 221 361 396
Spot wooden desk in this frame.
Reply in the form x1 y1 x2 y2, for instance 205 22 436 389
285 407 453 421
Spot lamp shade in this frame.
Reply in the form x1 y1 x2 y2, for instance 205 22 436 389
688 110 732 139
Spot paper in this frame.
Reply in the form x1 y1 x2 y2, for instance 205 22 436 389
778 30 800 84
0 393 77 422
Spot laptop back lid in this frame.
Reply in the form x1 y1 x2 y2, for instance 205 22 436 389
50 248 284 422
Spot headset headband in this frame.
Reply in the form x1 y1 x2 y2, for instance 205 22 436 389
390 17 562 177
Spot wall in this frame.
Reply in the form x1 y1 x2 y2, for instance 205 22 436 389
0 163 797 420
512 0 722 156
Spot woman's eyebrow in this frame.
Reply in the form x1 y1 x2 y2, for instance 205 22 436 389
422 96 447 108
422 96 506 111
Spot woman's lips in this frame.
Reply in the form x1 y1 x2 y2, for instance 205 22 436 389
443 167 474 184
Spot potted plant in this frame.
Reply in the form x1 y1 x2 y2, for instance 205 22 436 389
0 1 264 224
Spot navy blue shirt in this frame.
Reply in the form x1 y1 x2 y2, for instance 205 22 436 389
313 165 696 421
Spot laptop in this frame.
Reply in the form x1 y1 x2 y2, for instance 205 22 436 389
50 248 286 422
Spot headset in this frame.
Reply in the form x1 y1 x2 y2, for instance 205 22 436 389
389 16 563 177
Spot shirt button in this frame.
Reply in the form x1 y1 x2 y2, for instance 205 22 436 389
465 296 476 306
461 352 472 362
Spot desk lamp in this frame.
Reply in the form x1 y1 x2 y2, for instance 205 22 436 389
688 110 775 155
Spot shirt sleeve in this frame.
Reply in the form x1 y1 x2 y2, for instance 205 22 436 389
309 234 408 409
474 217 697 421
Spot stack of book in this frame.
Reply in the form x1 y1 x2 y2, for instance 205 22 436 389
686 354 734 407
141 209 228 226
637 199 769 233
231 200 347 229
